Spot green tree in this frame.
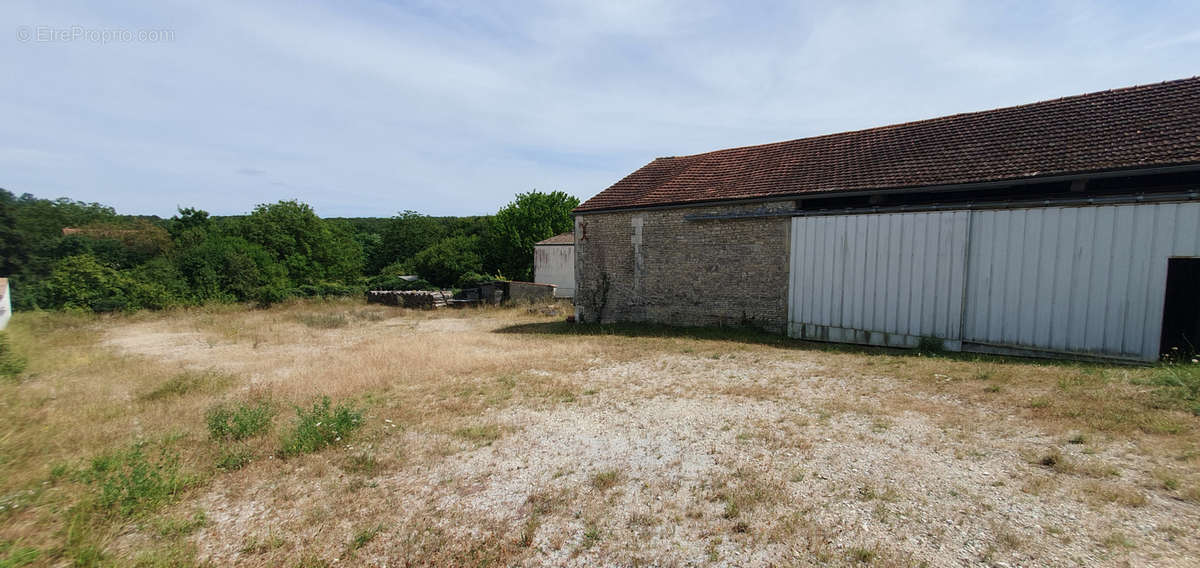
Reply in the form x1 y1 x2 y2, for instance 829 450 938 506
408 235 483 287
488 190 579 281
373 211 447 274
174 234 288 303
237 200 364 286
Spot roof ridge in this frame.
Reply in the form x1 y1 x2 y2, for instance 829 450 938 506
662 76 1200 162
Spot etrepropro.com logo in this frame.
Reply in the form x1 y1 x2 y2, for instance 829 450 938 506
16 25 175 43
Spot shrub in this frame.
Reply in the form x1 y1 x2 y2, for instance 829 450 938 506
0 332 26 379
206 401 275 442
279 397 363 457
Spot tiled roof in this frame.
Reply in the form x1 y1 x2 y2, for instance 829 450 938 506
576 77 1200 212
535 232 574 246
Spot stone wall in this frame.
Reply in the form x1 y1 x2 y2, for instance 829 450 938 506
573 201 794 332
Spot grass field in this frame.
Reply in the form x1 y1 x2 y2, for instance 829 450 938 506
1 299 1199 567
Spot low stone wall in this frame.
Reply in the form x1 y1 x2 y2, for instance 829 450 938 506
503 281 557 304
366 290 451 309
573 201 794 332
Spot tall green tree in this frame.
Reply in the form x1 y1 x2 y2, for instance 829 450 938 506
488 190 579 281
372 211 447 274
236 200 364 286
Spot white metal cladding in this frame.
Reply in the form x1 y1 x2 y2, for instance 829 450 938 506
963 202 1200 361
786 202 1200 361
787 211 969 348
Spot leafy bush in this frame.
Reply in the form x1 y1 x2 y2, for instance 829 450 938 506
206 401 275 441
279 397 363 457
455 271 499 288
0 332 26 379
78 443 190 518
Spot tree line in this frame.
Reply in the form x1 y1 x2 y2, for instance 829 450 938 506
0 189 579 312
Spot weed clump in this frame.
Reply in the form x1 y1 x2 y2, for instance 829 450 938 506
206 401 275 441
1147 362 1200 415
77 442 191 519
279 397 363 457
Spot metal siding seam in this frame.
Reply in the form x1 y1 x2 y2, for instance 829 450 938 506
1108 207 1135 354
924 213 940 336
1067 209 1093 351
1002 211 1022 345
1087 207 1115 350
1124 206 1153 356
884 214 899 334
871 215 886 332
1142 205 1175 358
851 216 866 330
953 210 971 342
1055 208 1078 351
1034 209 1057 347
986 212 1005 341
1019 209 1043 346
899 215 913 336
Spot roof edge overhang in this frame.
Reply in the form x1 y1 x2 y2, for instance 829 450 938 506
572 162 1200 216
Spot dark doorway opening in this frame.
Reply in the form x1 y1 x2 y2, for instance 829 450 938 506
1160 258 1200 356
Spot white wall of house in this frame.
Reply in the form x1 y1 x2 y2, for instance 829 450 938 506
534 244 575 298
788 201 1200 361
0 278 10 330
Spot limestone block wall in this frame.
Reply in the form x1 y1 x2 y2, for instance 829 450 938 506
573 201 793 332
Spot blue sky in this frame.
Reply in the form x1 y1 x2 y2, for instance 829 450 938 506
3 1 1199 217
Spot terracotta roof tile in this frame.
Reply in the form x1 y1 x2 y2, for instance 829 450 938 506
535 232 574 245
576 77 1200 212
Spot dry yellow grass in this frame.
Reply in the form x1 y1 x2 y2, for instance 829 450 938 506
0 298 1198 566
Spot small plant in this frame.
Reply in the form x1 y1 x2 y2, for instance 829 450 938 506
1028 396 1052 409
590 470 620 492
1148 363 1200 414
142 370 234 401
278 397 363 457
340 453 380 475
154 511 208 537
215 447 254 471
453 424 502 447
295 313 349 329
580 522 601 549
849 546 877 563
0 332 27 380
206 401 275 441
0 540 40 567
915 336 944 355
350 525 384 550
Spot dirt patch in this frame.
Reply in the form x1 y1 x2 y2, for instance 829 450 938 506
73 308 1200 566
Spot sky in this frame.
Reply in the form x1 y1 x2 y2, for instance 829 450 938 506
3 1 1200 218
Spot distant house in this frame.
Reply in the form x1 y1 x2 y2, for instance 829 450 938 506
534 233 574 298
573 77 1200 362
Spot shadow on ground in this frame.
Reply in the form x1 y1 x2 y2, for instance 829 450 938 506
493 321 1102 369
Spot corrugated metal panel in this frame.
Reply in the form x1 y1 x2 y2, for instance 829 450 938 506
962 202 1200 361
787 202 1200 361
788 211 968 347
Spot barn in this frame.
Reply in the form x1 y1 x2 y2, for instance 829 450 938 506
572 77 1200 362
534 232 575 298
